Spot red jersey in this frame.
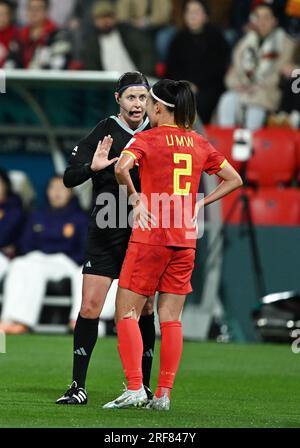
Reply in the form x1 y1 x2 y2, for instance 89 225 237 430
0 25 19 67
122 125 227 249
19 20 58 68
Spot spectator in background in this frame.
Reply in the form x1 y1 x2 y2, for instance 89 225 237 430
78 1 156 76
0 0 18 67
0 175 88 335
229 0 288 42
115 0 172 75
165 0 229 124
69 0 97 33
0 168 24 282
252 0 288 26
5 0 72 69
16 0 76 27
116 0 172 31
270 39 300 127
217 2 295 130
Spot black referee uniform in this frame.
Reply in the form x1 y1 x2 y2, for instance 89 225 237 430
63 115 150 278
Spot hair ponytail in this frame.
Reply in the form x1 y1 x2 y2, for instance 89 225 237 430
150 79 196 130
174 81 196 130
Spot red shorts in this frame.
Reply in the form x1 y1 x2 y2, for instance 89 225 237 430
119 242 196 296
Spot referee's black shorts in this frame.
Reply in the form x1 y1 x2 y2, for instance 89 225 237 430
82 246 127 278
82 212 133 278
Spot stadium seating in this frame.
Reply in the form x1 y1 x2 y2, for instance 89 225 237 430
221 188 256 225
250 188 300 226
204 125 243 173
247 129 298 187
221 188 300 226
0 279 72 334
295 132 300 182
209 126 300 227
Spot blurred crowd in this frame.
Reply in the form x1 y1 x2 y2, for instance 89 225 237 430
0 0 300 128
0 169 88 334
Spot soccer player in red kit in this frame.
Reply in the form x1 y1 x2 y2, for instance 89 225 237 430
103 79 243 410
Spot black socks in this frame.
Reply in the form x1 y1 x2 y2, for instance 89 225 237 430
139 313 156 389
72 314 99 389
72 313 156 390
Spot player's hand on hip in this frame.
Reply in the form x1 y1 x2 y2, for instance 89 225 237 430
192 197 205 231
90 136 119 172
133 200 156 231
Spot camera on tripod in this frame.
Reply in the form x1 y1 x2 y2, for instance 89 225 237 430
230 129 300 343
232 129 253 163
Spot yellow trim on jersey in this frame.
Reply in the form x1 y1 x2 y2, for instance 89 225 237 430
160 124 179 128
220 159 228 169
122 150 137 160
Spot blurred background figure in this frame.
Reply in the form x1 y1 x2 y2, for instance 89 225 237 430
16 0 76 27
77 1 156 76
116 0 172 73
0 168 24 283
268 37 300 127
0 175 88 335
217 2 295 130
67 0 98 34
165 0 229 124
230 0 288 34
116 0 172 30
0 0 18 67
5 0 72 69
281 37 300 108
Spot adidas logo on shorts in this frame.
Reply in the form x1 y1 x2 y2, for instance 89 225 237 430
85 261 92 268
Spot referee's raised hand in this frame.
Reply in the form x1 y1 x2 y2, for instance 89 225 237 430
90 135 119 172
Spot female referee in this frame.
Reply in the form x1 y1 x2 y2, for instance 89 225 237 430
56 72 155 405
103 79 243 410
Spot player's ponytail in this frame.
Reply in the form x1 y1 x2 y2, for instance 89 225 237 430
149 79 196 130
174 81 196 130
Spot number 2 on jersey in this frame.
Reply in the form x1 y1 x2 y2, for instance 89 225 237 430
173 153 192 195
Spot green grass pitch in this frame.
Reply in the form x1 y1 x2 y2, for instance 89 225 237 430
0 335 300 428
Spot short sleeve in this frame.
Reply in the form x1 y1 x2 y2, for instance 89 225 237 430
121 134 147 165
204 141 227 176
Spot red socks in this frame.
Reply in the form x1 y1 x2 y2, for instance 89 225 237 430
117 319 183 398
156 321 183 399
117 319 143 391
